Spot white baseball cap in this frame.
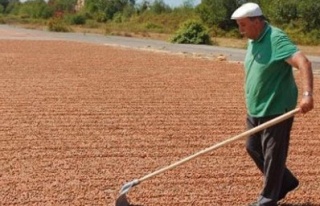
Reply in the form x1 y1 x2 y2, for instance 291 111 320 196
231 3 263 19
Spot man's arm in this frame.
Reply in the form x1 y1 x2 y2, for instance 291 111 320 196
286 51 314 114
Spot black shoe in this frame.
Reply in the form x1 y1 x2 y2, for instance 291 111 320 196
278 179 299 201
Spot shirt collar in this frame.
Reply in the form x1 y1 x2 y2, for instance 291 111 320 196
254 22 270 42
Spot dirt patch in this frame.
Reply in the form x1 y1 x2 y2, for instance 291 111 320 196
0 39 319 206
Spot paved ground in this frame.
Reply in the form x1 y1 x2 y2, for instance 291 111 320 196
0 24 320 206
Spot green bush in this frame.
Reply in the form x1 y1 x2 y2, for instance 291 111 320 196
18 0 53 19
69 14 86 25
93 11 107 23
47 18 71 32
170 20 211 45
112 12 123 23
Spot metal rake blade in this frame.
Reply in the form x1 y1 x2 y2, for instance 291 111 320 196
115 179 139 206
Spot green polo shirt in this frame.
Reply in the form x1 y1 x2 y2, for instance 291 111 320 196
244 23 298 117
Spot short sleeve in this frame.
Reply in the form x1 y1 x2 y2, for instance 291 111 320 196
273 32 298 61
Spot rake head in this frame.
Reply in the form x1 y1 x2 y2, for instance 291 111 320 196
115 194 130 206
115 179 139 206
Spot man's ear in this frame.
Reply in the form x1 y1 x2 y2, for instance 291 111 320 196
253 18 260 25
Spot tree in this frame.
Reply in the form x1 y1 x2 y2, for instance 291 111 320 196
196 0 238 30
83 0 136 21
0 0 9 9
266 0 299 24
298 0 320 31
48 0 78 13
149 0 171 14
19 0 53 19
3 0 20 14
182 0 196 9
135 0 149 14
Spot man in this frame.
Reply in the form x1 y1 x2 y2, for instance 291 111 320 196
231 2 314 206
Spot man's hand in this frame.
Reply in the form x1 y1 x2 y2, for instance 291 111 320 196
299 96 314 114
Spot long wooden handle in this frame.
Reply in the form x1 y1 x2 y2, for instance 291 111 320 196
138 108 300 183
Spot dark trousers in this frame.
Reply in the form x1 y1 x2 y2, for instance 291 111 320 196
246 114 297 206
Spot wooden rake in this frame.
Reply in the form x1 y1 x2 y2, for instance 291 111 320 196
115 108 300 206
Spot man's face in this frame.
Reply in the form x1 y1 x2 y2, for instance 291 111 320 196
236 18 259 40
